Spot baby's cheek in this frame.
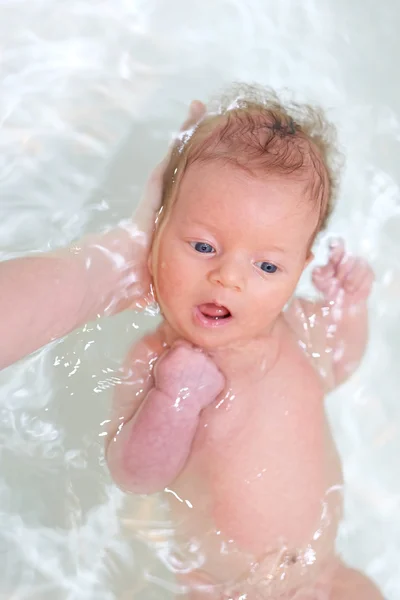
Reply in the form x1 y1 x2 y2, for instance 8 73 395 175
253 285 288 320
156 256 191 303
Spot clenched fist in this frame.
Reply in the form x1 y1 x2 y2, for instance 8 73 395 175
154 342 225 411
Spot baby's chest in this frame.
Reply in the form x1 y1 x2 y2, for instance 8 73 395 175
199 347 325 454
187 353 329 537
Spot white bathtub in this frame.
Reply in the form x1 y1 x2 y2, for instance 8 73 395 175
0 0 398 597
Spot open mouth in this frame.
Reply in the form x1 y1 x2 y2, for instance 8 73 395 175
194 303 233 328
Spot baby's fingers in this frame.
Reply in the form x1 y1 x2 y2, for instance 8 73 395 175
327 239 359 285
145 101 205 199
179 100 206 132
312 262 335 281
328 238 346 269
312 238 345 282
343 259 375 295
312 268 340 299
134 101 205 230
335 254 358 284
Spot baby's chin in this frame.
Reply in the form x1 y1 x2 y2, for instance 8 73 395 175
164 319 245 352
160 304 271 351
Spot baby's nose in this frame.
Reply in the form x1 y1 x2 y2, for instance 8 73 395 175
208 257 246 291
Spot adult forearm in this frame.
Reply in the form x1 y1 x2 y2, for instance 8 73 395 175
0 224 150 370
72 223 151 317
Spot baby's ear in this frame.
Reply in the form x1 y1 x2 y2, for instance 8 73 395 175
305 251 314 268
147 250 153 276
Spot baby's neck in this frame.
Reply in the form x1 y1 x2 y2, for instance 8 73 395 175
160 315 285 383
208 317 285 383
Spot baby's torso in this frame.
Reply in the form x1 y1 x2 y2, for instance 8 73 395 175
160 319 343 590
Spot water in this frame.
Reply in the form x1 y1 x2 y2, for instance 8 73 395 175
0 0 399 597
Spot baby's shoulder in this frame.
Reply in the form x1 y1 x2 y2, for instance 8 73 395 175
283 297 325 347
124 325 166 368
283 298 335 392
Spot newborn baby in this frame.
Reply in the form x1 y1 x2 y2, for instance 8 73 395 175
106 85 381 599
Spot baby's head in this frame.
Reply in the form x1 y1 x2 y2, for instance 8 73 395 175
150 84 340 349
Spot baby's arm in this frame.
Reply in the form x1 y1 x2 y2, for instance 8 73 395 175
288 240 374 390
106 340 225 495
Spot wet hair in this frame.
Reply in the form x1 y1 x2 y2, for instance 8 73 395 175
158 83 342 242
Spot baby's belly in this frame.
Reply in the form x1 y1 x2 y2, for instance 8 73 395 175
163 388 343 589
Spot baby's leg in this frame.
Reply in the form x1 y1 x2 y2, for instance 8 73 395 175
330 562 383 600
177 562 384 600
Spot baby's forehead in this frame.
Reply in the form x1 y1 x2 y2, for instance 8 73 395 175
177 160 313 206
174 162 319 233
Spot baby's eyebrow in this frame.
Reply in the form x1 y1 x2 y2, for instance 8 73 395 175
264 244 286 254
180 215 287 253
181 216 217 231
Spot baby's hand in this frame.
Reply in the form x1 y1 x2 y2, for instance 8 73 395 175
312 238 374 306
154 342 225 411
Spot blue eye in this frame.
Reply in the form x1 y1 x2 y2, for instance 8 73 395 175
256 261 278 274
191 242 215 254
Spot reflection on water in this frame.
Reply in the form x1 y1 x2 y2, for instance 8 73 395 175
0 0 399 598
